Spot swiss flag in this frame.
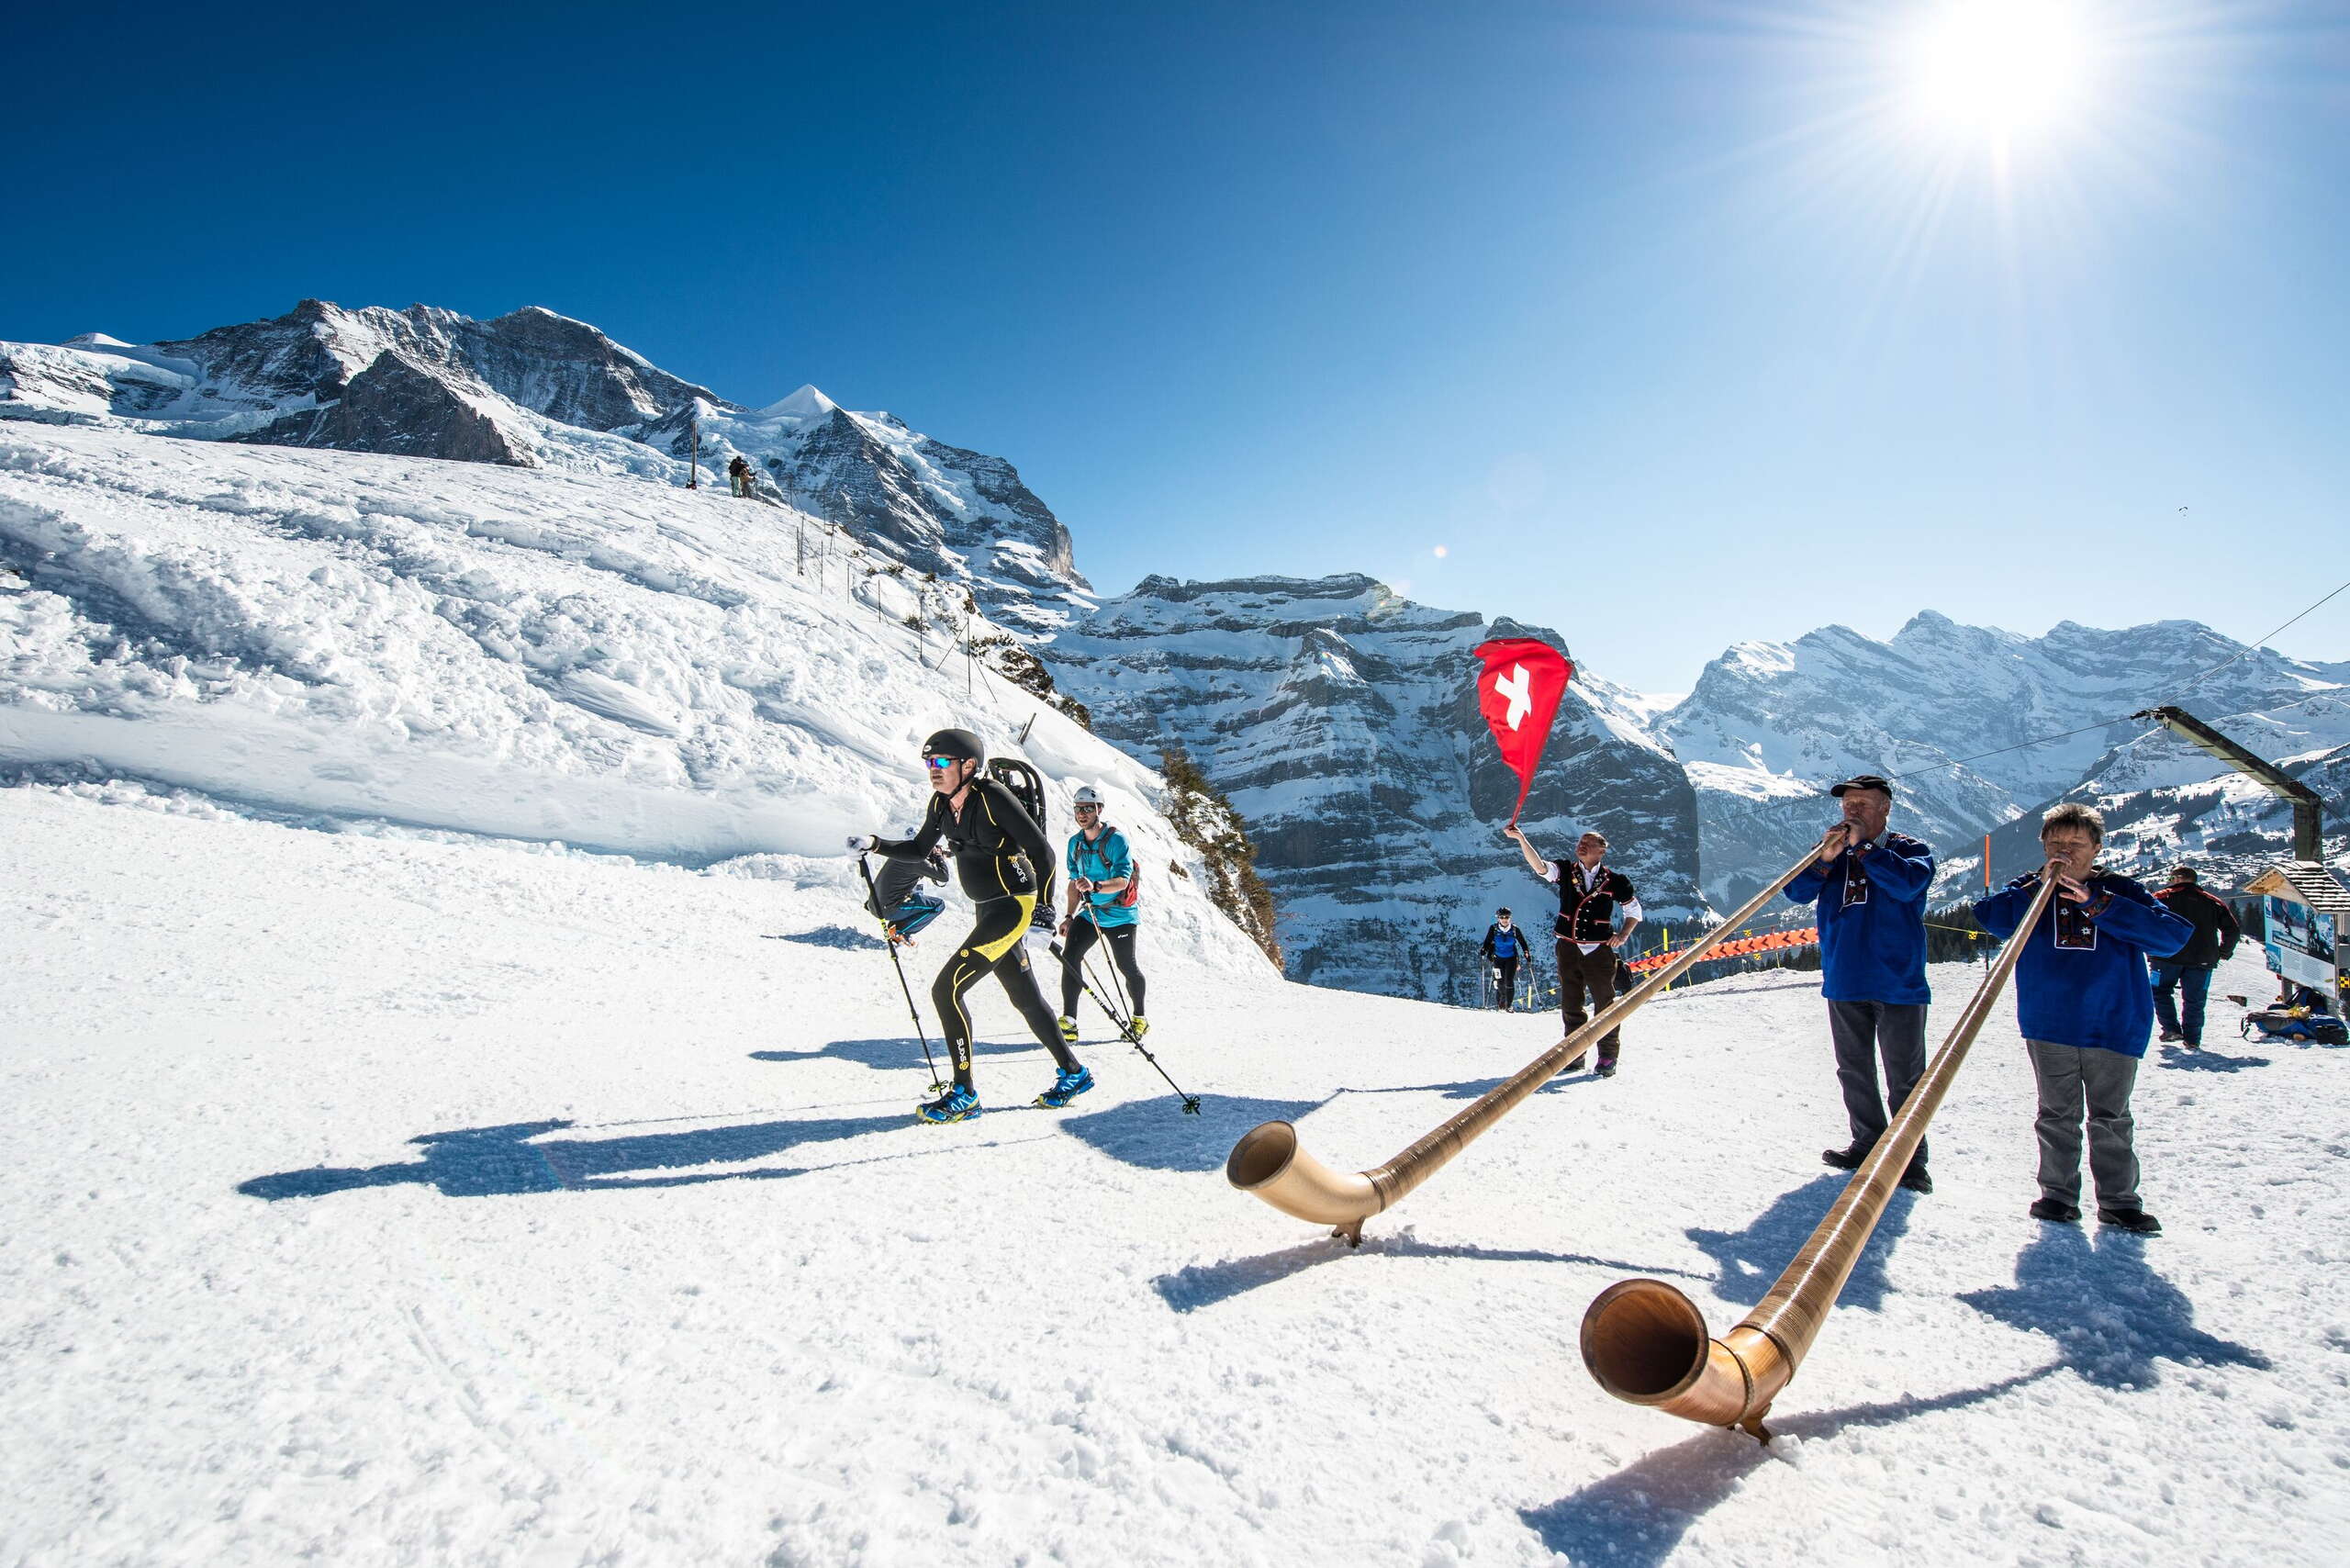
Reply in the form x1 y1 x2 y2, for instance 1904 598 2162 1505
1473 637 1572 824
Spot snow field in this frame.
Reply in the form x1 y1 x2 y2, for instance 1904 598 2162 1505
6 784 2347 1568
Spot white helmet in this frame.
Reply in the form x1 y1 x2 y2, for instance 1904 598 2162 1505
1072 785 1104 807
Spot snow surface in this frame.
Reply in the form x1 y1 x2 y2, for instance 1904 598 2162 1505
0 428 1181 907
6 779 2346 1568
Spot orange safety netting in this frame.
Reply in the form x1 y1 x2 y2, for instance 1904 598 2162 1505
1624 926 1818 975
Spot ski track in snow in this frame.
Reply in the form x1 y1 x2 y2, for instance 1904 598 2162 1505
6 784 2349 1567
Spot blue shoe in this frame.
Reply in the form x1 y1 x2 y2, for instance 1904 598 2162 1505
917 1083 981 1124
1035 1065 1094 1109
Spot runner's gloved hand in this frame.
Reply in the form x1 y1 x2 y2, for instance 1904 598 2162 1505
846 834 873 852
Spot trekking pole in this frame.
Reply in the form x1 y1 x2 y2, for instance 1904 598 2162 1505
1058 899 1202 1114
856 855 944 1092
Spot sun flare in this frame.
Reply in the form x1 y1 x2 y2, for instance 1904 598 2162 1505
1908 0 2093 141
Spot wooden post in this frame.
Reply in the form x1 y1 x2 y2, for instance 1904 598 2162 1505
687 406 699 489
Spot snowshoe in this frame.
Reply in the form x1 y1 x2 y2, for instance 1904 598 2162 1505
1035 1065 1095 1109
917 1083 981 1124
1057 1015 1080 1045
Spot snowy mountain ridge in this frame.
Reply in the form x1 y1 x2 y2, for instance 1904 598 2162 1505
1659 610 2347 903
1048 572 1704 1002
0 423 1267 974
0 299 1091 637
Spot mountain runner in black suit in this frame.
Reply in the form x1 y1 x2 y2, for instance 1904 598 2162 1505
851 728 1089 1123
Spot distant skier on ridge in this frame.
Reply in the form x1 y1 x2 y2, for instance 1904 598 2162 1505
849 728 1090 1123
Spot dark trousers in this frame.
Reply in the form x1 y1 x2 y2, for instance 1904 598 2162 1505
934 896 1074 1089
1556 942 1622 1065
1059 917 1146 1018
1491 956 1519 1010
1827 1000 1930 1168
2149 961 2212 1045
2026 1039 2141 1208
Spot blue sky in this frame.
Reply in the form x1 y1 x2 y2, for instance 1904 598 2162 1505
8 1 2346 691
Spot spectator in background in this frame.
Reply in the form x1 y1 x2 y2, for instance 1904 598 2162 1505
1784 774 1939 1193
1975 803 2189 1235
727 454 754 498
1481 907 1528 1011
2150 865 2241 1047
1505 825 1642 1078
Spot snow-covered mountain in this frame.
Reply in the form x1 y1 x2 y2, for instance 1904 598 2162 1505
1049 573 1704 1001
0 300 1091 636
1660 611 2347 903
1944 693 2350 902
0 423 1268 974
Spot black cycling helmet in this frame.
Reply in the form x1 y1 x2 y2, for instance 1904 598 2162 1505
921 727 984 766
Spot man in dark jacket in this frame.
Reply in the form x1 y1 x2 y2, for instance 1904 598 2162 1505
1505 825 1641 1076
1784 774 1938 1193
1975 803 2190 1234
2149 865 2241 1046
1480 908 1529 1011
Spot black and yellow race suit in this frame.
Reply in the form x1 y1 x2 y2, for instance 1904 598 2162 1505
873 778 1076 1089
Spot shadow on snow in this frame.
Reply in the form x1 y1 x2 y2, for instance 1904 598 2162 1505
1688 1172 1917 1314
1521 1224 2267 1567
1154 1233 1710 1314
2156 1042 2273 1073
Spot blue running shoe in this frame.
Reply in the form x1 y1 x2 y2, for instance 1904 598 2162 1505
1035 1064 1095 1109
917 1083 981 1124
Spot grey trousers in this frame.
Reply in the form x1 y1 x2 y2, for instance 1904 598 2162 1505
2026 1039 2141 1209
1828 1000 1930 1166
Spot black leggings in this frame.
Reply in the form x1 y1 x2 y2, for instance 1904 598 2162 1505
1060 918 1147 1017
932 895 1074 1089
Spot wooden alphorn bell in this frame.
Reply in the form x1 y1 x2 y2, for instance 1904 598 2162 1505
1578 864 2064 1439
1225 844 1829 1244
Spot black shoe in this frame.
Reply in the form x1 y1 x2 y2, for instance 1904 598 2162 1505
1897 1166 1932 1194
1561 1053 1588 1074
1595 1061 1617 1079
2029 1197 2082 1224
1820 1144 1869 1170
2098 1205 2162 1235
2156 1028 2183 1043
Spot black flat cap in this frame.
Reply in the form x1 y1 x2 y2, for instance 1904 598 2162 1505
1830 773 1894 798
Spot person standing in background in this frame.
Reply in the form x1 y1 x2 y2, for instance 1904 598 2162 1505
1481 907 1528 1011
2150 865 2241 1047
1505 825 1641 1077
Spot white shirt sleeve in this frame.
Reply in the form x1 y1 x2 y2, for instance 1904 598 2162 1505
1617 897 1644 928
1539 859 1562 885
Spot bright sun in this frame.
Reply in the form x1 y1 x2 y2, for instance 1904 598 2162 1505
1908 0 2093 141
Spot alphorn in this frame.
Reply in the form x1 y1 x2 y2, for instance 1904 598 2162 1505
1225 844 1828 1244
1579 864 2064 1439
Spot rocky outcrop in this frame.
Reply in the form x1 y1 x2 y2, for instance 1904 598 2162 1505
1049 574 1704 1001
236 351 537 467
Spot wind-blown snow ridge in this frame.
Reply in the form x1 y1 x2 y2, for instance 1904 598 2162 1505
0 423 1266 972
0 300 1093 638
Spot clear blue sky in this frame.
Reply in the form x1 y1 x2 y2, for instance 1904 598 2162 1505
8 1 2345 691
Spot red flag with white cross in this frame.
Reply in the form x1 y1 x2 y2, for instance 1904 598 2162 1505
1472 637 1572 823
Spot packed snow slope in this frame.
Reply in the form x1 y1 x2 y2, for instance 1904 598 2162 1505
0 424 1257 975
6 782 2346 1568
0 302 1091 635
1661 612 2347 904
1050 574 1704 1002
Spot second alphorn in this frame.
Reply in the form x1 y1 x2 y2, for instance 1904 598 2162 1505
1225 842 1827 1243
1578 864 2064 1438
